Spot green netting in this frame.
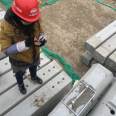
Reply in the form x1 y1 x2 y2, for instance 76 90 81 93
42 47 80 80
40 0 59 7
96 0 116 11
0 0 80 81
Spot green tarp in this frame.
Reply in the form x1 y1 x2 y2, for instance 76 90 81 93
42 47 80 81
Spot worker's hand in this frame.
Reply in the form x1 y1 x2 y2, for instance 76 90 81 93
34 33 47 47
25 37 33 47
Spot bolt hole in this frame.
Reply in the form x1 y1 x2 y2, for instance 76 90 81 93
5 62 8 65
25 84 28 87
52 86 55 88
57 81 60 84
110 109 115 115
48 69 51 72
62 78 65 80
43 73 45 76
53 66 55 69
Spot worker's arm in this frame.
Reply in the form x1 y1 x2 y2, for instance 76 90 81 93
0 35 30 56
4 40 29 55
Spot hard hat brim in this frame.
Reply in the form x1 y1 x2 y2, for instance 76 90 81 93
11 6 41 23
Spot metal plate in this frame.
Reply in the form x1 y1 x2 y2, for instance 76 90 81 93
49 64 114 116
48 81 95 116
63 81 95 116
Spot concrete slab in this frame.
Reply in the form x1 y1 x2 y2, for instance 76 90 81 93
49 64 114 116
5 71 72 116
94 34 116 64
88 81 116 116
0 71 15 95
85 20 116 53
0 60 62 115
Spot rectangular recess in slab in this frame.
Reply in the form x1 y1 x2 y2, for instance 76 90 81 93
85 20 116 53
0 60 62 115
0 52 51 95
94 34 116 64
5 71 72 116
62 81 95 116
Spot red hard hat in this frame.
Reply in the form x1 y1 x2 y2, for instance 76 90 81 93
11 0 41 23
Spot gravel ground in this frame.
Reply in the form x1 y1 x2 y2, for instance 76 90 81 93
41 0 116 76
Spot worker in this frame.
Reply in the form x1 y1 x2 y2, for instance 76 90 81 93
0 0 47 94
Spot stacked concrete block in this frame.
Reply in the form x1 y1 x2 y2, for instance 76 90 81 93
48 63 114 116
82 20 116 72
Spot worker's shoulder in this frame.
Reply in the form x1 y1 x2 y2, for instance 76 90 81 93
0 19 14 36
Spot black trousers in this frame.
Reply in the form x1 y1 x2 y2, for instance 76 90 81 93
15 65 37 85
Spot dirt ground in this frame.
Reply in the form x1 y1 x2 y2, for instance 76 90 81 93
41 0 116 76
